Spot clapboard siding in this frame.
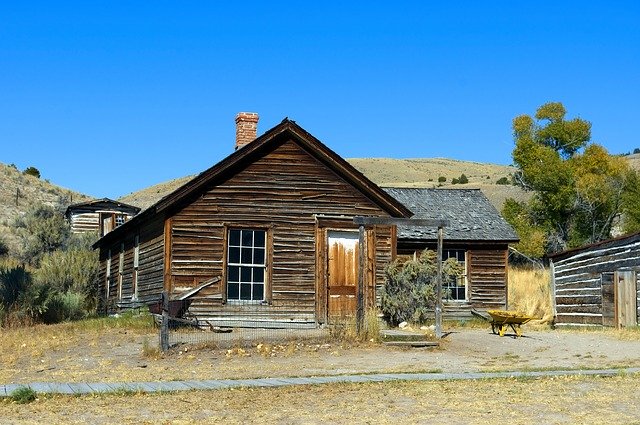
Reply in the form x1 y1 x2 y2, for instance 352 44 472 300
396 245 509 317
99 216 164 313
166 140 394 322
94 119 411 323
69 212 101 233
551 233 640 327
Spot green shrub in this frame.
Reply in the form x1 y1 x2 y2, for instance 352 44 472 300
381 250 462 327
35 247 99 311
22 166 41 178
40 291 86 323
10 386 37 404
14 204 70 265
0 265 31 312
458 174 469 184
0 236 8 257
438 176 446 183
496 176 510 185
451 178 459 184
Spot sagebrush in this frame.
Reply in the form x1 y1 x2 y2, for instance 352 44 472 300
381 250 461 326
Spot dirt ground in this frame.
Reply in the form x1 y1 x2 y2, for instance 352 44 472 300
3 324 640 424
2 325 640 385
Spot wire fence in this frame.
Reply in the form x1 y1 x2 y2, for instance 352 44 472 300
154 293 383 351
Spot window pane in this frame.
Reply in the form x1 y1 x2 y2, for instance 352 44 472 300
253 267 264 284
228 247 240 264
229 230 240 246
241 266 252 283
241 230 253 246
253 284 264 301
228 283 239 300
241 248 252 264
254 231 265 247
228 266 239 282
240 283 252 300
254 248 265 265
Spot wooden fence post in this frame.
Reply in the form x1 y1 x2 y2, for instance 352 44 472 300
160 291 169 352
435 226 444 339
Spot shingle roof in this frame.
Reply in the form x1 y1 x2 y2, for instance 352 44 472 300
65 198 141 217
383 188 519 242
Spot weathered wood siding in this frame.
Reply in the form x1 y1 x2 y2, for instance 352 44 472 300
167 140 394 323
468 249 507 310
70 211 136 235
99 216 164 313
552 236 640 326
69 212 101 234
397 244 508 318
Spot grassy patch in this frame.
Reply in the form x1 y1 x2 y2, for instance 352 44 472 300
141 337 162 359
10 386 37 404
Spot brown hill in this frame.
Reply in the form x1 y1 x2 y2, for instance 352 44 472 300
117 157 530 212
0 162 92 252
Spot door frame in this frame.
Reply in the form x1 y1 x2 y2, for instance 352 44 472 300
314 216 376 324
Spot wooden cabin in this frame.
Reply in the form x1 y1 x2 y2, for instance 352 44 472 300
549 232 640 328
93 114 411 325
383 188 519 318
65 198 141 237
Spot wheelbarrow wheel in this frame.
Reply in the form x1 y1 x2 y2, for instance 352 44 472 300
491 323 497 335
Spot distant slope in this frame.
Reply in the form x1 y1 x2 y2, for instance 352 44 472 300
627 153 640 171
118 175 195 211
0 162 92 252
117 158 530 212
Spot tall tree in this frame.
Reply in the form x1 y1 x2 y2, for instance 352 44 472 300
505 102 633 255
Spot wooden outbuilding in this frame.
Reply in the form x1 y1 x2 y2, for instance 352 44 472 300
549 232 640 328
65 198 140 237
93 115 411 325
383 188 519 318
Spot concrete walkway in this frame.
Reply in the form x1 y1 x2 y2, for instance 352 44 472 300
2 367 639 397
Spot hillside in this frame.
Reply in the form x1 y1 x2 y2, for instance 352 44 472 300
0 163 92 252
117 157 530 211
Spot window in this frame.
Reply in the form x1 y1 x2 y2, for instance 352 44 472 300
227 229 266 302
443 249 467 301
115 214 127 227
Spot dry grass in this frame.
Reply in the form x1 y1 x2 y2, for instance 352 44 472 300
507 267 553 324
1 374 639 424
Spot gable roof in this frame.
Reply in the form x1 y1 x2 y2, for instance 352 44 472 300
65 198 141 217
383 188 519 242
95 118 412 248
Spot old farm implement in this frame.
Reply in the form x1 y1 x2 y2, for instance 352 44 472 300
473 309 534 337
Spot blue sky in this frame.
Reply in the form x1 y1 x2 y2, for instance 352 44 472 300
1 2 638 199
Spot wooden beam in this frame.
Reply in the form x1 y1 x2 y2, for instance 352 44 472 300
356 224 365 334
354 217 449 227
435 226 444 339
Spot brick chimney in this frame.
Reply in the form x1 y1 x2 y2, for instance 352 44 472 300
235 112 259 150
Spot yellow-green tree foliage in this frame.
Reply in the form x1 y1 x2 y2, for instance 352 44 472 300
504 102 636 256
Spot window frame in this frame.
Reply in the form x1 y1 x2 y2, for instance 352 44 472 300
224 227 270 304
442 249 468 302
